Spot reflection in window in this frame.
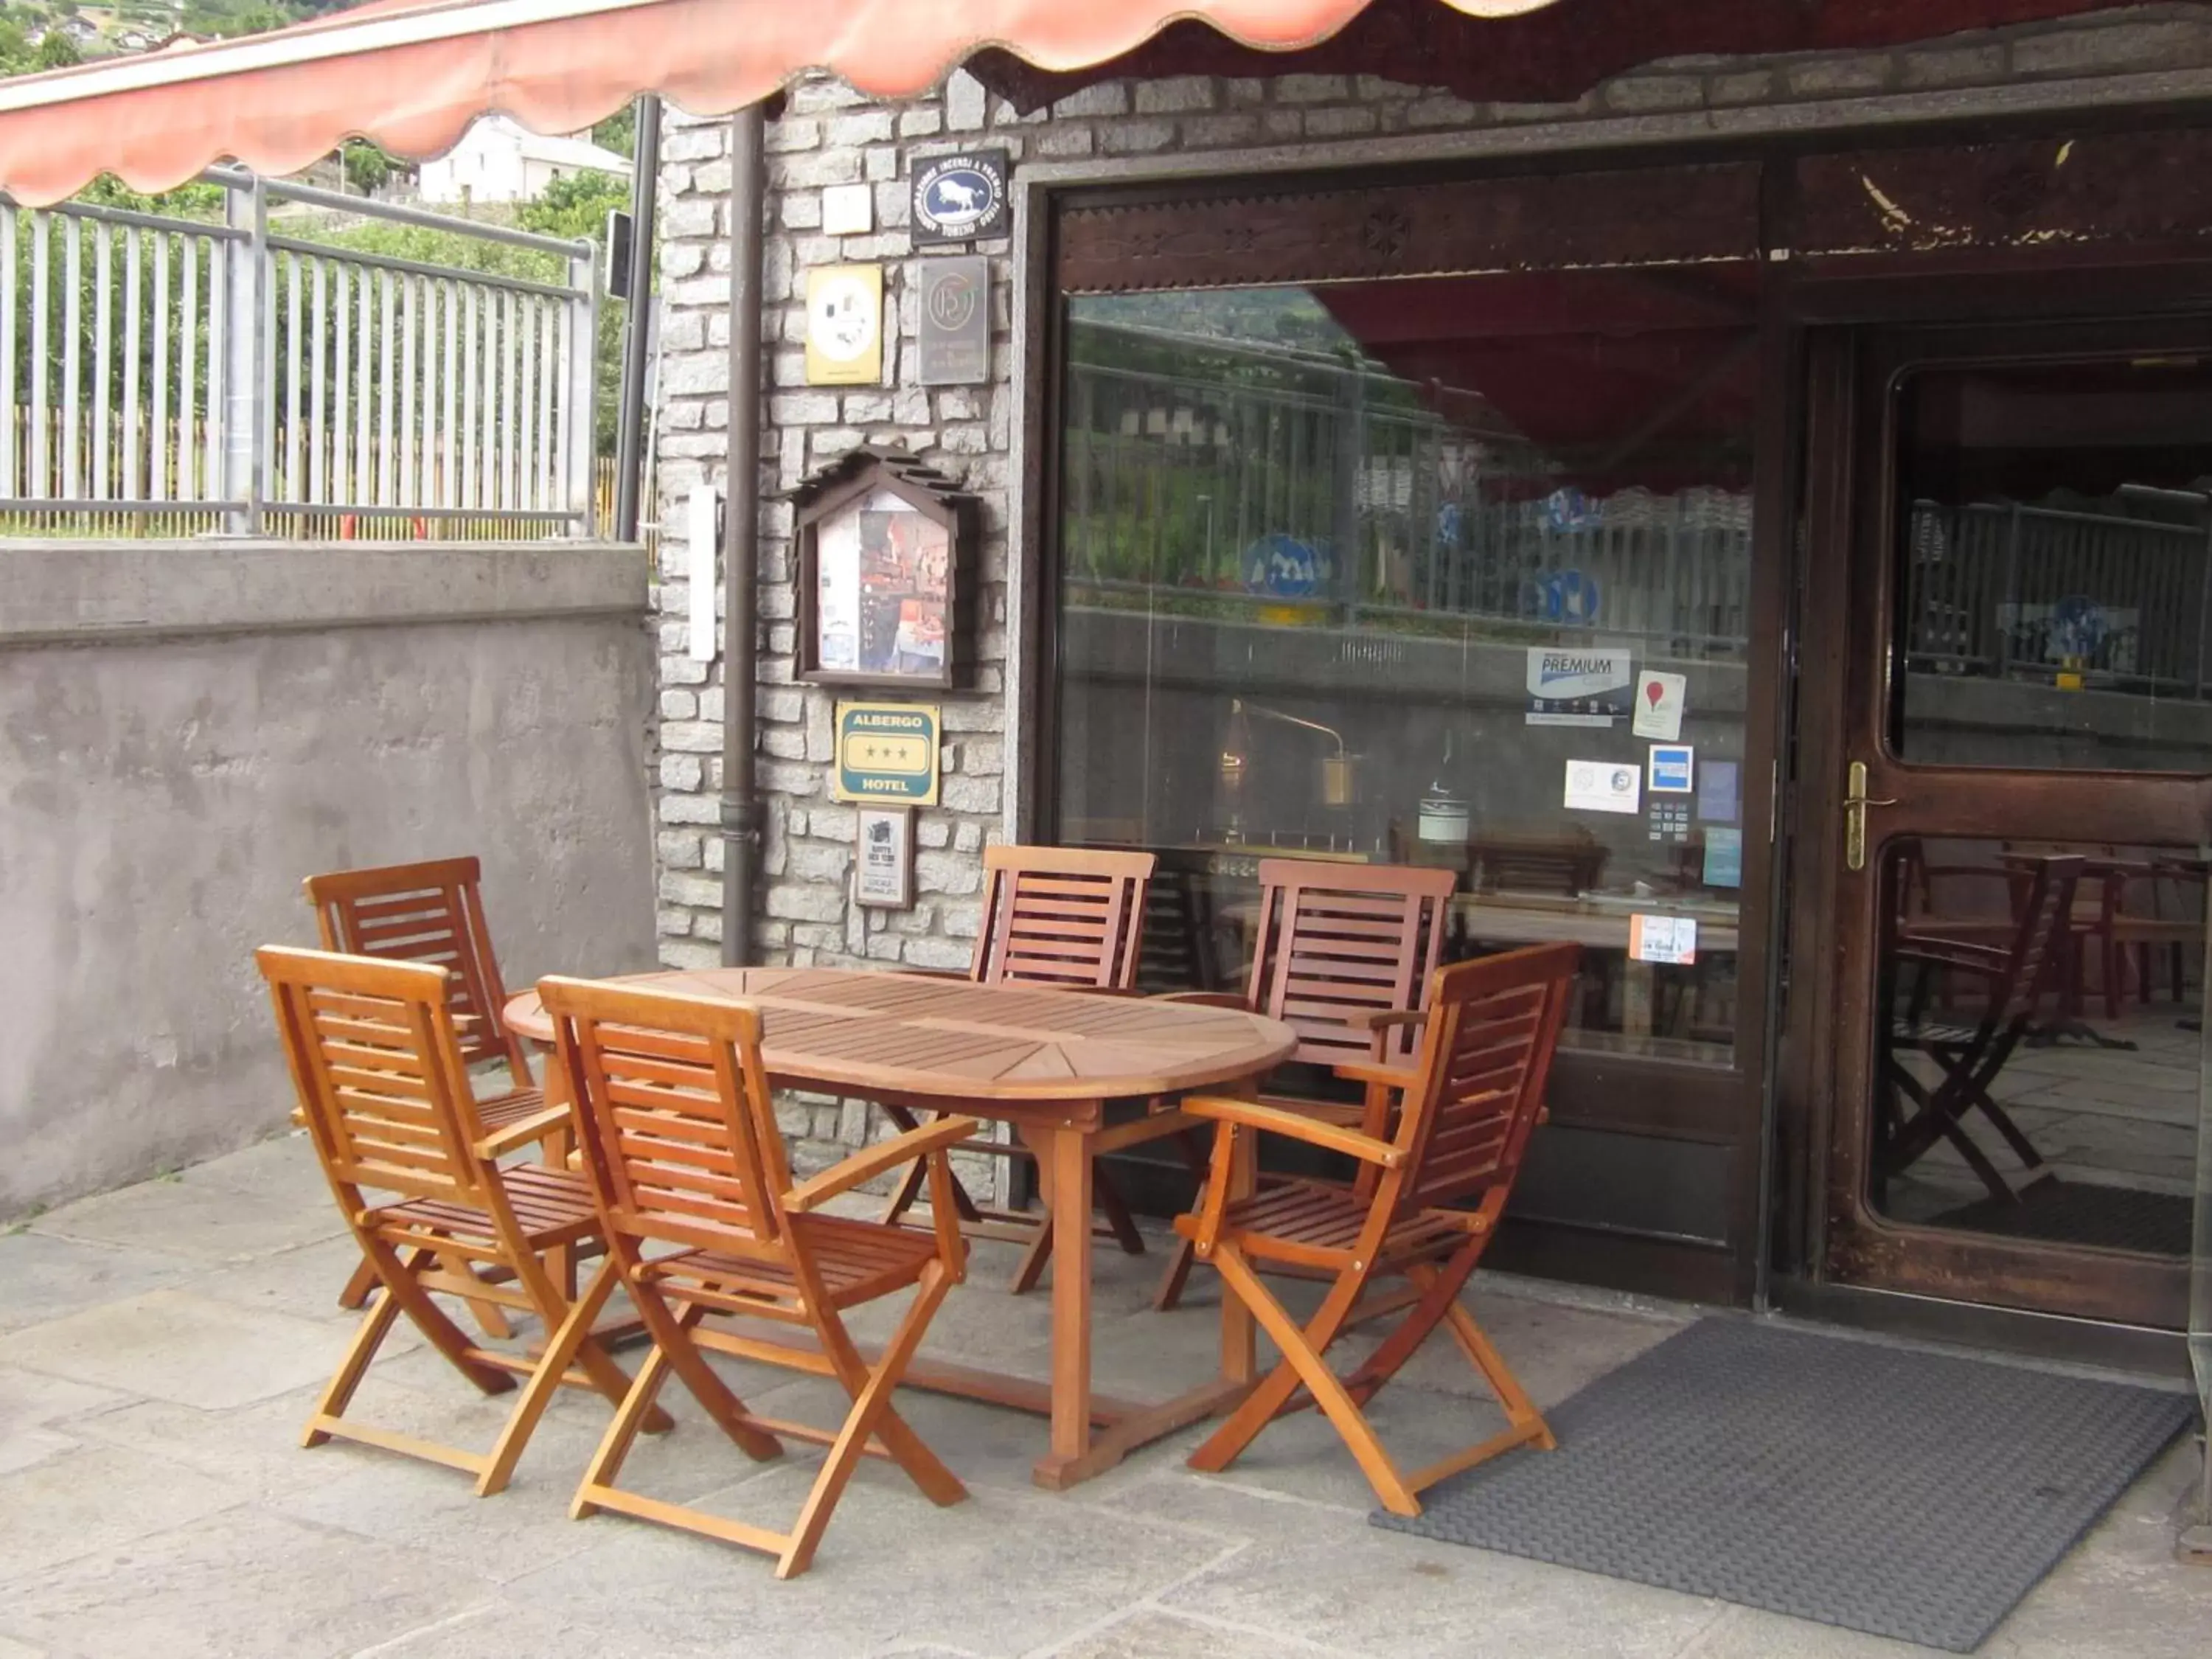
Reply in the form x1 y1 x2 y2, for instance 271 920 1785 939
1053 276 1757 1062
1896 358 2212 772
1874 837 2203 1257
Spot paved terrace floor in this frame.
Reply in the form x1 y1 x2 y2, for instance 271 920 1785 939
3 1133 2209 1659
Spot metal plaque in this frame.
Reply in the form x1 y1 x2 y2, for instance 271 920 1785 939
917 257 990 387
911 149 1010 246
833 700 941 806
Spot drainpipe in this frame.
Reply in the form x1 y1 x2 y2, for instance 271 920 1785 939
612 94 661 542
720 103 765 966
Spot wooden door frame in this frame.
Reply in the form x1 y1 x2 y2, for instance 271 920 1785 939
1775 299 2212 1332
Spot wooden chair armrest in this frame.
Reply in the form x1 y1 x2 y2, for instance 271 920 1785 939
1151 990 1248 1009
784 1116 981 1213
1249 1092 1366 1127
1331 1058 1419 1092
1182 1094 1401 1167
473 1102 575 1161
895 967 973 983
1345 1008 1427 1033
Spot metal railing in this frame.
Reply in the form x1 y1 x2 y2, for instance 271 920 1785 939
0 166 599 538
1905 500 2212 693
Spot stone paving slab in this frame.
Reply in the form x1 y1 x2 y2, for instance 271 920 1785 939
4 1287 369 1410
0 1506 489 1659
0 1230 193 1335
1112 1471 1730 1659
0 1440 248 1582
29 1164 344 1265
496 1457 1223 1659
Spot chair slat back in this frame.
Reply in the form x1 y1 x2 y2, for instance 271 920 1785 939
541 977 791 1264
1249 859 1458 1069
258 945 485 1206
1389 944 1579 1218
304 857 527 1079
971 844 1157 990
1994 855 2084 1025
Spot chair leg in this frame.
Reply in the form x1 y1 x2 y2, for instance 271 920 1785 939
479 1255 671 1498
1094 1166 1147 1257
1193 1245 1419 1516
1152 1130 1214 1311
336 1256 378 1310
1338 1245 1484 1408
780 1265 966 1579
358 1238 516 1396
880 1106 987 1231
1006 1151 1144 1295
303 1254 412 1447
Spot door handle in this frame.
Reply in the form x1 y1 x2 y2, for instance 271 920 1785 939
1844 760 1898 873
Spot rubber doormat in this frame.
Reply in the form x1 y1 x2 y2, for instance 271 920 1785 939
1372 1318 2193 1652
1933 1180 2194 1258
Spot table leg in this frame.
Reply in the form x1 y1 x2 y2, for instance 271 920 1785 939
1035 1121 1093 1489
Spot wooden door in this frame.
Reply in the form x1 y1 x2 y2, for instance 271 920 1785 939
1792 316 2212 1329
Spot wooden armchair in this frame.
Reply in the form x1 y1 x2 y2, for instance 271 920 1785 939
1173 942 1581 1515
538 975 970 1579
1152 858 1457 1310
880 843 1157 1294
1882 855 2081 1203
257 946 663 1496
305 857 565 1321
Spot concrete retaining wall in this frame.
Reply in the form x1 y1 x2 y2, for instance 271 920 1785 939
0 540 656 1218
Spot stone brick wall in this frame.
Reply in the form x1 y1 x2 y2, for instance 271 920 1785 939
645 2 2212 1169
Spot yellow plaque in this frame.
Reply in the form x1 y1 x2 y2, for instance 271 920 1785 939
834 700 941 805
804 264 883 386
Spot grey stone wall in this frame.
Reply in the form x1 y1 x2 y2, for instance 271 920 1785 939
646 3 2212 1169
0 542 656 1217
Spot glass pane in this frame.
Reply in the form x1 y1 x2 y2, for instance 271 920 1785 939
1871 835 2205 1257
1055 273 1758 1063
1893 357 2212 772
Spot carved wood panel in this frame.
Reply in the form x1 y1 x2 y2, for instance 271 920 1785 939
1795 130 2212 262
1056 163 1764 293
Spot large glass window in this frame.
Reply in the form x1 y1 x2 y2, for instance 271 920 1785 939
1053 271 1758 1062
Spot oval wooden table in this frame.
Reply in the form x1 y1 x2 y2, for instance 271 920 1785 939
507 965 1297 1491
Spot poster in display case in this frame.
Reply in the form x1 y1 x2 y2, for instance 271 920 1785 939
794 447 976 691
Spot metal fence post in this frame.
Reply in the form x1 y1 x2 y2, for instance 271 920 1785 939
568 248 598 537
220 176 265 534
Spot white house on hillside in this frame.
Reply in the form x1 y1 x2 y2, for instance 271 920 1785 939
418 114 628 204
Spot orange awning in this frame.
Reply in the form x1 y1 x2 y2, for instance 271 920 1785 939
0 0 1561 205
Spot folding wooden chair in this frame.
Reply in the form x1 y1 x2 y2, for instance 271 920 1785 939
258 946 664 1496
305 856 566 1324
1175 942 1579 1517
1153 858 1458 1310
538 975 971 1579
879 843 1157 1294
1882 854 2081 1203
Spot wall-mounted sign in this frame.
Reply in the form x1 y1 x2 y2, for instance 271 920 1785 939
1630 914 1698 966
804 263 882 385
835 702 941 806
911 149 1009 246
855 805 916 907
917 255 990 386
821 182 873 237
1648 743 1695 794
793 447 978 690
1632 670 1686 740
1563 758 1640 815
1526 647 1632 727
